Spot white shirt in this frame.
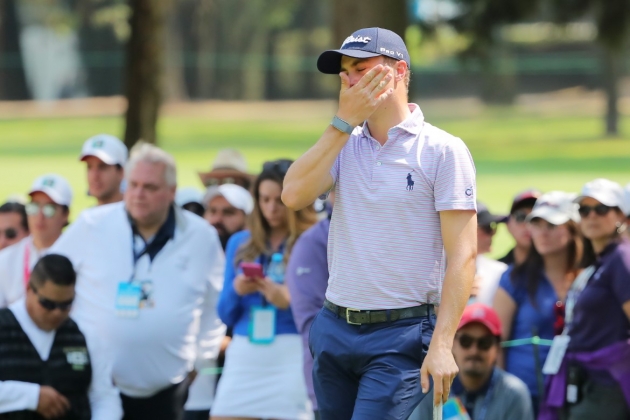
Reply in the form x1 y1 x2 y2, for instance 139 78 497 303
474 255 508 306
0 237 49 308
326 104 477 309
51 202 226 398
0 298 123 419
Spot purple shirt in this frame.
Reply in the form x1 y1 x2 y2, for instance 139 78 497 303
569 239 630 352
286 217 330 410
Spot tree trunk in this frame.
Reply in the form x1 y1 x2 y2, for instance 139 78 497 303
332 0 408 47
123 0 172 148
602 45 621 137
0 0 29 100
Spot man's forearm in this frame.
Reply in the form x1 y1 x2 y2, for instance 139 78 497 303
282 125 348 210
431 253 475 349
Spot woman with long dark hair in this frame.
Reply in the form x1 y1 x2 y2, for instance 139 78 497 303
212 159 317 420
493 191 583 414
540 179 630 420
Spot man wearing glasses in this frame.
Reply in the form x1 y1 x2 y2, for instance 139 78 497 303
0 254 122 419
0 174 72 308
412 303 533 420
0 202 29 251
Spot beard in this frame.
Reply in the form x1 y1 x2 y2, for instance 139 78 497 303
461 356 489 378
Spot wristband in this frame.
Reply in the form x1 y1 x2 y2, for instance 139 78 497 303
331 116 355 135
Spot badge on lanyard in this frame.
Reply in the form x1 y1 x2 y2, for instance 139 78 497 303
115 282 142 318
443 397 471 420
542 335 571 375
249 305 276 344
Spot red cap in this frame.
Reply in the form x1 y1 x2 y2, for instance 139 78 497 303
458 303 502 337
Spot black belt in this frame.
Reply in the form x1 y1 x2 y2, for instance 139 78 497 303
323 299 434 325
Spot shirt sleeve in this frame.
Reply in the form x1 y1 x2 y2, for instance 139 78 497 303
85 335 123 420
498 267 524 305
0 381 40 413
285 225 329 334
609 250 630 306
216 233 247 327
196 229 227 367
500 373 535 420
433 137 477 212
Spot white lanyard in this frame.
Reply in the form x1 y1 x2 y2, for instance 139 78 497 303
562 265 596 335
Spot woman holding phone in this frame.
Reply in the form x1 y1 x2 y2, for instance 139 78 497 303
213 159 317 420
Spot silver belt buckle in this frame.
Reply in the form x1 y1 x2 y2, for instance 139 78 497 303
346 308 361 325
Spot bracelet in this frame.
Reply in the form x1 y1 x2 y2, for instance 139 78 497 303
331 115 355 135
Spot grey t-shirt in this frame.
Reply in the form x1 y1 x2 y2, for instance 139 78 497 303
409 367 534 420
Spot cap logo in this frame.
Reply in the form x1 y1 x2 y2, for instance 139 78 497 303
341 35 371 48
92 139 104 148
380 47 404 59
42 178 55 187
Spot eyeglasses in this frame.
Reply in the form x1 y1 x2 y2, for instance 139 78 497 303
578 204 613 218
263 160 292 177
0 228 18 240
457 334 497 351
511 210 529 224
25 202 58 218
30 284 74 311
479 223 497 235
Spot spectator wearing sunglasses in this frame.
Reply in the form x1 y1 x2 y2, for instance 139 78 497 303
499 190 542 266
0 254 122 419
412 303 533 420
0 174 72 308
0 202 29 251
212 159 317 420
494 191 583 415
541 179 630 420
472 202 508 305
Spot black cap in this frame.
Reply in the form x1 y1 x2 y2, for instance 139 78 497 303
510 189 542 214
477 201 507 226
317 27 410 74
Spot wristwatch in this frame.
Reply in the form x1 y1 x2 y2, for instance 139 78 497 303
331 116 355 135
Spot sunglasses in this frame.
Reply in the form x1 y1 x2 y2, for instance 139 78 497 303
578 204 613 218
25 202 58 218
511 210 529 224
30 284 74 311
0 228 18 240
263 160 292 177
479 223 497 235
457 334 497 351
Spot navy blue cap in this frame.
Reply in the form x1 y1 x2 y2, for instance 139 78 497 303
317 27 410 74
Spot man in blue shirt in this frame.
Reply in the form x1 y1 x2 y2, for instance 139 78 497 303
412 303 534 420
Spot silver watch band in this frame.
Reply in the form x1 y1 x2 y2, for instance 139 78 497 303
331 116 355 135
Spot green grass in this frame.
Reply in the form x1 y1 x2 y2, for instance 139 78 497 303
1 107 628 258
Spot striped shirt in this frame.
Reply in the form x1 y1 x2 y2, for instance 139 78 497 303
326 104 476 309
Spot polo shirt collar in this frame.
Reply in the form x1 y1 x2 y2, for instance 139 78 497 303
451 366 495 398
128 205 176 262
360 103 425 140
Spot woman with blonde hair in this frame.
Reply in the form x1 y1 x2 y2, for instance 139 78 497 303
212 159 317 420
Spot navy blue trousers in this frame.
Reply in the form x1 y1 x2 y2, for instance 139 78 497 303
310 306 435 420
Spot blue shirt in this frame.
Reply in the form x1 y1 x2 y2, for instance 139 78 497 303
499 266 557 397
217 230 299 336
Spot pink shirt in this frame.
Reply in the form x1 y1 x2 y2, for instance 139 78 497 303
326 104 476 309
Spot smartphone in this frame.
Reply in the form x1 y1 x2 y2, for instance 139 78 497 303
241 262 264 279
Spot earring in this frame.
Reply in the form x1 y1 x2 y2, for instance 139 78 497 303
616 221 627 234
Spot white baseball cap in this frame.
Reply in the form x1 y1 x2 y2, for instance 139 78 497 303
527 191 580 225
28 174 73 207
574 178 624 208
175 187 205 208
204 184 254 215
79 134 128 166
622 183 630 217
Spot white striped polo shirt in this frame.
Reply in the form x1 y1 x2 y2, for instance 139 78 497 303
326 104 476 309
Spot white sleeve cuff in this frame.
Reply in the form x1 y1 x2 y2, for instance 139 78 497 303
0 381 39 413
